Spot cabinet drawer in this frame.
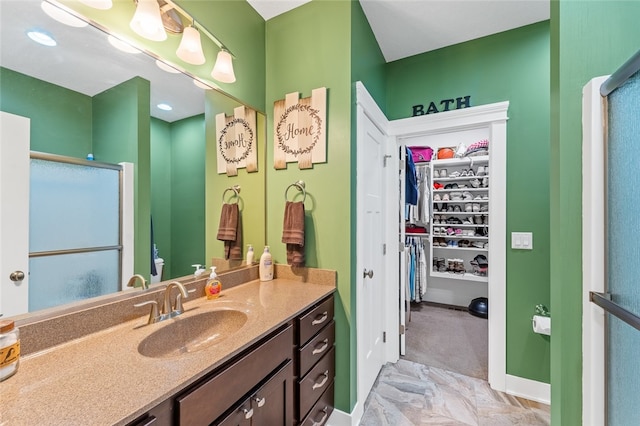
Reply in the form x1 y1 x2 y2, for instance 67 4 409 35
298 296 334 345
298 321 334 377
177 324 293 426
300 382 334 426
298 347 335 419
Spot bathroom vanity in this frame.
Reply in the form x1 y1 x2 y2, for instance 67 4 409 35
0 267 335 425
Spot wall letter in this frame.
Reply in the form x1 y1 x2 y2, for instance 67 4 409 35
440 99 455 111
412 105 425 117
426 102 439 114
456 96 471 109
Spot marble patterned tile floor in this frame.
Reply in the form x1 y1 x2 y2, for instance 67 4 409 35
360 359 550 426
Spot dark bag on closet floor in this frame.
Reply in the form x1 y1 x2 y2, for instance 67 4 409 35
408 146 433 163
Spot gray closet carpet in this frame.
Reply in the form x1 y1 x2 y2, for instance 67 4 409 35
401 303 488 380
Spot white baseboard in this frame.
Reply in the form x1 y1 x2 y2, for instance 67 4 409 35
326 403 360 426
505 374 550 405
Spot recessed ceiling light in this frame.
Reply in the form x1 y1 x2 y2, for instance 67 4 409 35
41 2 88 28
157 103 173 111
155 60 180 74
27 30 57 47
107 35 140 54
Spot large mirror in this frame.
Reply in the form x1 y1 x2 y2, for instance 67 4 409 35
0 0 266 317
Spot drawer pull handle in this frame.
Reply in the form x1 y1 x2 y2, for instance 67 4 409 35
312 339 329 355
255 396 266 408
311 312 328 326
310 406 329 426
243 408 254 419
312 370 330 390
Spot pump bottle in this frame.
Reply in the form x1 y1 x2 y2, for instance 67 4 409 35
259 246 273 282
204 266 222 299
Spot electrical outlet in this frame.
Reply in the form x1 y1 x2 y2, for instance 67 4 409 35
512 232 533 250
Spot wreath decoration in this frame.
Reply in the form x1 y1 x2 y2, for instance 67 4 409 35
218 118 254 164
276 104 323 156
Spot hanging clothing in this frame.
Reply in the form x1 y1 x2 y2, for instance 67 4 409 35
405 147 418 205
405 236 428 302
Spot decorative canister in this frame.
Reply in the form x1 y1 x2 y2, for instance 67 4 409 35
0 320 20 381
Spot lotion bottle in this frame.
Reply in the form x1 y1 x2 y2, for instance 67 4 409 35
246 245 254 265
259 246 273 282
204 266 222 300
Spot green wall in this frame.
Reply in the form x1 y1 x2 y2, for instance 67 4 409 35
386 22 551 383
170 114 206 277
266 0 354 412
0 67 93 157
550 1 640 424
151 118 173 278
93 77 152 279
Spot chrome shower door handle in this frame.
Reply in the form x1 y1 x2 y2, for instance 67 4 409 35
363 269 374 279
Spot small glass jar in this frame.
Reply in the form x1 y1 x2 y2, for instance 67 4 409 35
0 320 20 381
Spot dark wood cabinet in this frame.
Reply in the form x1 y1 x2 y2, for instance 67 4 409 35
217 361 294 426
295 295 335 425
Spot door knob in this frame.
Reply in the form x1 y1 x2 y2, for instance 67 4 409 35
9 271 25 282
363 269 374 279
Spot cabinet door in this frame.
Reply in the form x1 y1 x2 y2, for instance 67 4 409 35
252 361 294 426
216 361 294 426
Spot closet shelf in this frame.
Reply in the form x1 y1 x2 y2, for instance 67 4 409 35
433 187 488 193
433 224 489 228
432 199 489 204
406 232 430 238
430 271 488 282
431 155 489 166
432 246 488 252
432 235 488 240
432 211 488 216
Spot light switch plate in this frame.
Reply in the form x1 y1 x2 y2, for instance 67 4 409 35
512 232 533 250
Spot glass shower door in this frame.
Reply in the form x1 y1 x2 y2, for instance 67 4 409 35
605 68 640 425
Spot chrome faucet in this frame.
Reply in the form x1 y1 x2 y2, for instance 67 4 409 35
162 281 189 318
127 274 149 290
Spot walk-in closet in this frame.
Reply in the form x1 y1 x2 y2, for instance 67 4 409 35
395 103 508 381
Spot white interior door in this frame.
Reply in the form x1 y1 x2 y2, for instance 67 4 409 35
356 99 387 403
0 112 30 317
398 146 407 355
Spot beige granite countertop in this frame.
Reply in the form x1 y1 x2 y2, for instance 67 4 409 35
0 278 335 425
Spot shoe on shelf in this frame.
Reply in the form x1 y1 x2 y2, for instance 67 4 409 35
433 193 441 201
482 177 489 187
446 205 454 212
481 205 489 212
465 203 473 212
482 194 489 200
454 205 462 212
477 166 486 176
449 171 461 178
472 203 480 212
463 217 472 225
462 191 474 200
470 178 480 188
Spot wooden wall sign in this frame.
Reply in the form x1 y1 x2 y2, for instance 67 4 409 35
216 106 258 176
273 87 326 169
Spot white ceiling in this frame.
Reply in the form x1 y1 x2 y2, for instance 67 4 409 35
248 0 550 62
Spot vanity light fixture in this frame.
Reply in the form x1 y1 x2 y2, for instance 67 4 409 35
27 29 57 47
78 0 113 10
41 1 88 28
130 0 167 41
176 25 206 65
211 49 236 83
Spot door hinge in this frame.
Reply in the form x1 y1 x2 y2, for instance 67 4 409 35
399 241 405 252
399 324 405 335
383 244 386 255
383 331 386 343
383 154 392 167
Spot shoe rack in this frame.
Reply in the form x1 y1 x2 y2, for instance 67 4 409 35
430 155 489 282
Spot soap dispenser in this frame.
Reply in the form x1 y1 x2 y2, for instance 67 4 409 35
192 264 206 278
204 267 222 300
259 246 273 282
246 245 255 265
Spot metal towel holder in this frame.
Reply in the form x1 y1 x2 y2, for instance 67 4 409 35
222 185 241 203
285 180 306 203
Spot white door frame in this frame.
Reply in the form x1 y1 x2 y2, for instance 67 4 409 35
581 75 608 426
387 101 509 392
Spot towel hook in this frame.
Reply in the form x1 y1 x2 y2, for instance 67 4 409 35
285 180 306 203
222 185 241 203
